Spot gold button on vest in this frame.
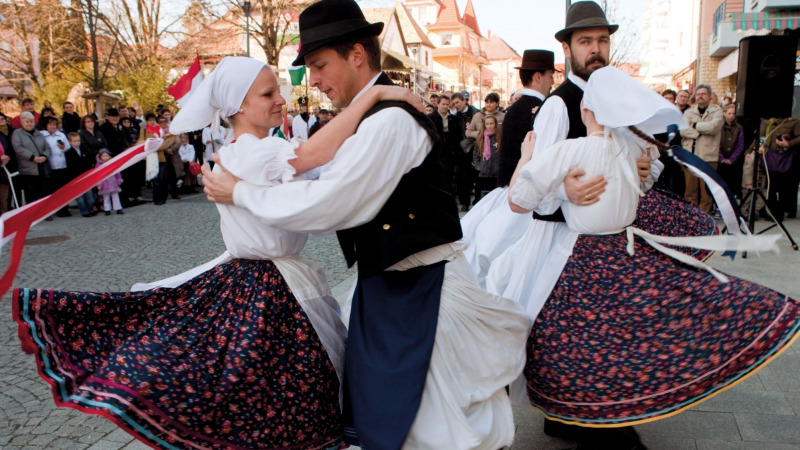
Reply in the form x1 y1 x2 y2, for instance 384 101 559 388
409 214 415 219
383 224 391 230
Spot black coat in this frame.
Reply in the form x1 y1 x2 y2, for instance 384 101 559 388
63 146 95 180
497 94 543 187
427 111 463 170
79 129 107 160
0 129 18 183
62 112 81 134
99 121 129 155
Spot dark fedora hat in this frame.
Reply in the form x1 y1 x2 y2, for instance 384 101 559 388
555 1 618 43
515 50 560 72
292 0 384 66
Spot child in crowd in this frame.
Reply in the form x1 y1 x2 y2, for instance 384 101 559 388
145 112 161 138
64 132 97 217
473 115 501 202
96 149 123 215
178 133 196 190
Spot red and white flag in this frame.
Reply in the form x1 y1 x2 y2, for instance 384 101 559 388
168 56 203 107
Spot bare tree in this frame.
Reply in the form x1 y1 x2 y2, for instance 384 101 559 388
598 0 640 66
0 1 45 93
205 0 318 66
98 0 182 69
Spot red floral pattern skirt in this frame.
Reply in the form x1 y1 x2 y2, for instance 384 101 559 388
13 259 344 449
524 231 799 427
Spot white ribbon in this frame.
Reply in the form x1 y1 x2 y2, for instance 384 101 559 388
625 226 780 283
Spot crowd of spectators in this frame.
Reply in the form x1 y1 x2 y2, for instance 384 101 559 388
658 85 799 221
0 98 206 218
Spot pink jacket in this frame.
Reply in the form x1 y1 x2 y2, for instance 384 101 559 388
96 161 122 194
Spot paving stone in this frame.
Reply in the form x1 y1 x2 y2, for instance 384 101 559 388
26 433 55 446
735 413 800 444
694 440 799 450
120 440 152 450
638 435 696 449
690 389 795 415
87 439 127 450
104 428 135 443
636 411 741 441
784 392 800 415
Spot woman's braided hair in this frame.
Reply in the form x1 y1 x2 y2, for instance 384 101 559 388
627 125 670 152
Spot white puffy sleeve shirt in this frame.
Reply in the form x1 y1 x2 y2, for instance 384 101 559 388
215 134 309 259
510 135 659 235
232 107 432 235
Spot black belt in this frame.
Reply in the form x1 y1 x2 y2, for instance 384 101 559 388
533 208 566 223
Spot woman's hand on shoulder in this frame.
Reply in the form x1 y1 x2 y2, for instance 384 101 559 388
520 131 536 161
370 85 425 113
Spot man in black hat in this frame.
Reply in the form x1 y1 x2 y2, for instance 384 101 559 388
496 49 557 187
292 95 316 140
99 108 129 157
521 2 650 449
200 0 529 449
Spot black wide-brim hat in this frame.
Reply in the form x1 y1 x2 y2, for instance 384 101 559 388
555 1 618 43
292 0 384 66
515 50 560 72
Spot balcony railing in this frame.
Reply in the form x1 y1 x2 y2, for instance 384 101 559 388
713 0 746 37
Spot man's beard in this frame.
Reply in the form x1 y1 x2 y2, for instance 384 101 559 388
570 54 607 81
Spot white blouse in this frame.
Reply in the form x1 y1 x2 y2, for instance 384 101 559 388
511 132 660 235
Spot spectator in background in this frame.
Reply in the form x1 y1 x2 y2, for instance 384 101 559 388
38 107 55 130
743 118 800 220
120 115 147 206
680 84 724 213
466 92 505 204
430 93 439 105
62 101 81 134
79 114 107 161
41 116 71 217
661 89 676 104
64 132 97 217
718 104 745 201
96 149 124 215
675 89 690 113
309 109 332 137
292 96 316 141
153 115 182 205
722 96 733 107
100 108 129 156
178 133 197 191
11 98 40 129
428 95 463 191
0 112 17 213
11 111 50 206
472 114 501 200
202 123 227 169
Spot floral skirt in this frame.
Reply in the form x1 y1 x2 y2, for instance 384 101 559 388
524 232 799 427
633 188 719 261
13 259 344 450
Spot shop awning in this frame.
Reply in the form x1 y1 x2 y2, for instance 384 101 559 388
730 11 800 31
382 50 416 72
717 48 739 79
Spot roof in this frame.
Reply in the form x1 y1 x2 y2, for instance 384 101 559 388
462 0 480 36
396 3 435 48
362 7 395 40
482 34 520 60
428 0 462 29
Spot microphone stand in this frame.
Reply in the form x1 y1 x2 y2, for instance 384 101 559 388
739 121 798 258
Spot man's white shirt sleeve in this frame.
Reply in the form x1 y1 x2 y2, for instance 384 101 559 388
233 107 431 234
531 96 570 214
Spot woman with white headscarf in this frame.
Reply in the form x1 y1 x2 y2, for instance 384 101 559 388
505 67 799 429
13 56 421 450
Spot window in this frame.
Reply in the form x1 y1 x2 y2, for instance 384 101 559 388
441 32 453 46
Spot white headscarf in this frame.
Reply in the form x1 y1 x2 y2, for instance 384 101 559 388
170 57 267 140
583 66 687 135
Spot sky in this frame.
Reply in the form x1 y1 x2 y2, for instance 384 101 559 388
358 0 648 63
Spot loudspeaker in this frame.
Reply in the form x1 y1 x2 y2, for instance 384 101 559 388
736 35 798 118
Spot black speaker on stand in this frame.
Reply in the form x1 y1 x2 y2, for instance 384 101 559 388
736 35 799 256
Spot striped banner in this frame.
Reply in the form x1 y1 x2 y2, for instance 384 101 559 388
731 11 800 31
0 138 162 300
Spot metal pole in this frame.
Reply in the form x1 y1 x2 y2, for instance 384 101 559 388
243 1 252 58
564 0 570 79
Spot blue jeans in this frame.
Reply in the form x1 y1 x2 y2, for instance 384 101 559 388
75 190 96 216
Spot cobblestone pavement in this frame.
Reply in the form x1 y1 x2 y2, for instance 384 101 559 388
1 194 799 449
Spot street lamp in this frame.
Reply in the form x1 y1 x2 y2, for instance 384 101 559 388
242 1 252 57
408 43 420 96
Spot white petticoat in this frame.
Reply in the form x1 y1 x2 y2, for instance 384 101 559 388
403 253 530 450
460 187 533 289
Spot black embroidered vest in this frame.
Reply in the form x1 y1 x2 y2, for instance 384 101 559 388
336 73 462 277
531 78 587 222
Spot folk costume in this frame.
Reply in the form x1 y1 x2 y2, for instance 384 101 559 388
508 66 799 427
292 96 317 141
461 50 554 288
228 2 530 449
14 57 347 450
